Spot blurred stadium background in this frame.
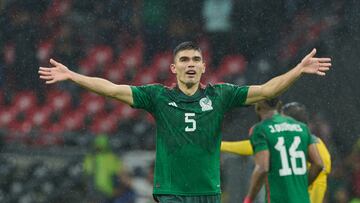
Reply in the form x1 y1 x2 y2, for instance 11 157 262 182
0 0 360 202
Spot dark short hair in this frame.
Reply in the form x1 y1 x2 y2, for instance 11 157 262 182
264 98 280 109
257 98 281 112
173 41 202 57
281 102 309 123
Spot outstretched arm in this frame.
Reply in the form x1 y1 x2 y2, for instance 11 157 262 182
245 49 331 105
221 140 254 156
38 59 133 105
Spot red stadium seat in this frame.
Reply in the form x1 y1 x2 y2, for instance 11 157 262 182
151 52 172 73
30 106 53 127
117 46 143 69
216 55 247 78
60 110 86 131
90 113 119 134
0 108 17 128
104 65 125 83
37 40 54 63
81 92 106 115
78 45 113 76
47 90 72 112
113 104 139 121
78 57 97 75
87 45 114 67
12 91 37 113
133 68 157 85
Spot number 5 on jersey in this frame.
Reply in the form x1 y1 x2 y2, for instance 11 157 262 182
185 113 196 132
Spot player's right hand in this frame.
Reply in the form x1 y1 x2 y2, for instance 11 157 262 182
298 48 331 76
38 59 71 84
243 196 253 203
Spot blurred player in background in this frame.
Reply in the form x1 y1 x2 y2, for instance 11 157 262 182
242 99 324 203
281 102 331 203
221 101 331 203
83 134 134 203
39 41 330 203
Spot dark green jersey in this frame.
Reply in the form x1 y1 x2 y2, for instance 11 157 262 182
131 83 249 195
250 114 315 203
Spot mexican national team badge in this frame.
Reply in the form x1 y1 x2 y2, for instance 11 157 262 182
199 97 213 111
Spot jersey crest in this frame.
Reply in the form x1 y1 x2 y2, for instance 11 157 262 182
199 97 213 111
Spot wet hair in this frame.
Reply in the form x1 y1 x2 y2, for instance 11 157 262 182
173 41 202 58
264 97 281 109
281 102 309 124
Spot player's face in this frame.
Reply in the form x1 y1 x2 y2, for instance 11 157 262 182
171 50 205 88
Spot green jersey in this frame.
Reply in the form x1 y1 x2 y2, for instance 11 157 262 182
131 83 249 195
250 114 315 203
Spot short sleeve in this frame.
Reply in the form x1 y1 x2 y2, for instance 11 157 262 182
130 85 158 112
218 83 249 111
250 126 269 153
304 126 317 146
310 134 319 144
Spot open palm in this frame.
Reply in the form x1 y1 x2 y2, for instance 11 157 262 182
299 49 332 76
38 59 71 84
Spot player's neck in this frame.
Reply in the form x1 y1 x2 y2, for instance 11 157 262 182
177 82 199 96
261 111 277 120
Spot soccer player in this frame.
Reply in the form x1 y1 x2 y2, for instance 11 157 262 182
221 102 331 203
39 41 331 203
243 99 324 203
281 102 331 203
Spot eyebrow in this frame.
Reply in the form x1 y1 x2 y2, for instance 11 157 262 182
178 56 202 61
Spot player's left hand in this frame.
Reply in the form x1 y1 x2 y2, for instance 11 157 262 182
298 48 332 76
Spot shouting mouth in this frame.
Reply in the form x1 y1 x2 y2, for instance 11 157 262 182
186 70 196 77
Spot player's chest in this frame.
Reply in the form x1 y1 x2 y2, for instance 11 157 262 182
157 95 220 114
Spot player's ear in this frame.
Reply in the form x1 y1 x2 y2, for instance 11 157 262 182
201 62 206 74
170 64 176 74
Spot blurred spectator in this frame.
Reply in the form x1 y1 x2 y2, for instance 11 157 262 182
232 1 285 59
141 0 169 65
53 23 82 70
5 3 41 90
202 0 233 67
344 0 360 43
328 163 350 203
351 198 360 203
334 186 350 203
83 134 135 203
168 1 202 48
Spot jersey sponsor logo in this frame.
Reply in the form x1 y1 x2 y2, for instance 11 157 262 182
268 123 303 133
168 102 178 107
199 97 213 111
